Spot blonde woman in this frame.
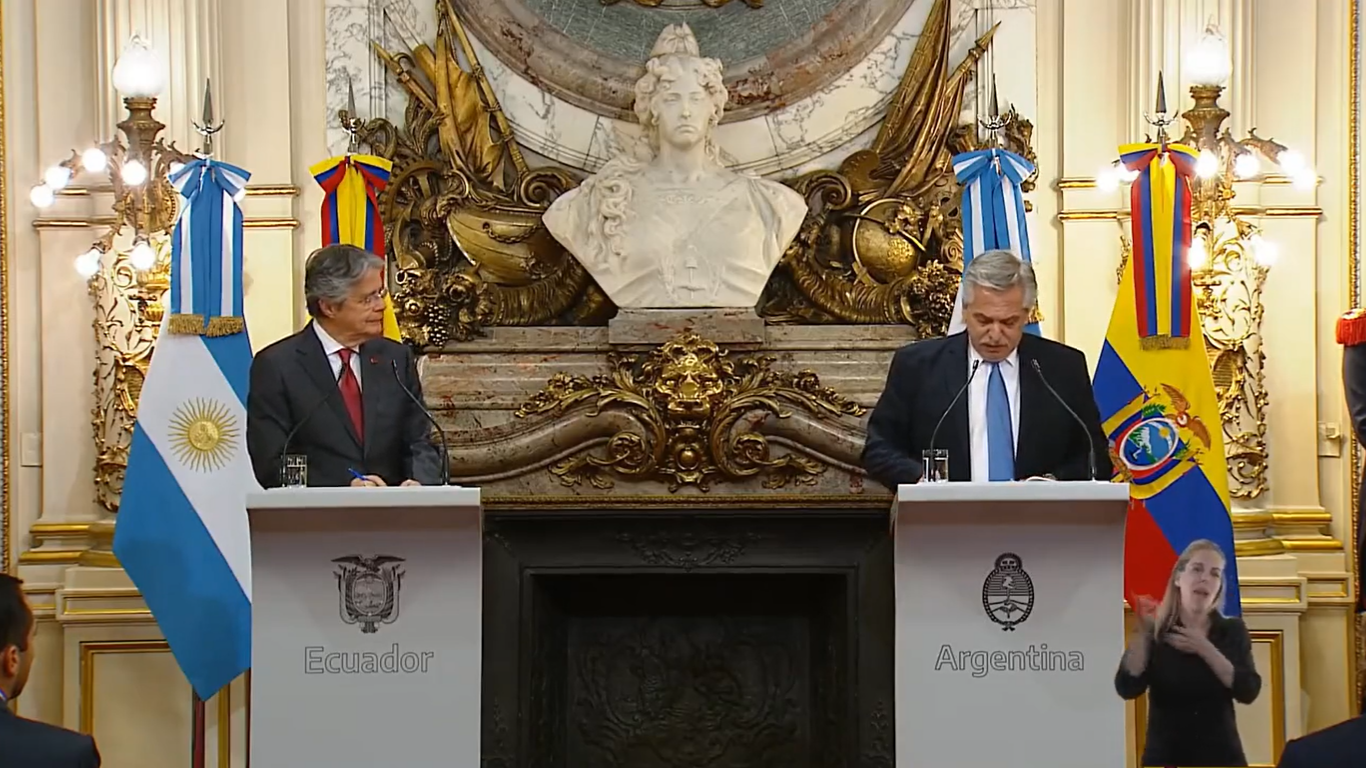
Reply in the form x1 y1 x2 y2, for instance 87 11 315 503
1115 539 1261 766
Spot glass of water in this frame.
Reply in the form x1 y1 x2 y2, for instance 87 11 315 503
280 455 308 488
921 448 949 483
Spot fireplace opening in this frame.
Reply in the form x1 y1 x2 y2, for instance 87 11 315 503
526 572 850 768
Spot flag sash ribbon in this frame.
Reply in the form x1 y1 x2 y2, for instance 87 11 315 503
949 147 1040 335
310 154 400 340
1119 142 1197 348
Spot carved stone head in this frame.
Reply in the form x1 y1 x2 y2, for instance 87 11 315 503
633 24 727 158
648 332 729 418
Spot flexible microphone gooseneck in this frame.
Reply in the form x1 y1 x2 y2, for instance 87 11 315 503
1030 358 1098 481
926 359 982 480
277 366 344 486
391 359 451 486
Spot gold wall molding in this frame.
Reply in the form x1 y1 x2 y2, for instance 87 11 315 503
1058 207 1322 221
78 640 170 733
1058 174 1310 190
34 216 299 230
55 183 298 198
0 4 11 574
1351 0 1363 714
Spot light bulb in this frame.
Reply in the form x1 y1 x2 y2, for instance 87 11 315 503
29 185 55 208
129 240 156 270
1277 149 1306 175
1119 164 1140 182
1251 235 1278 266
1195 150 1219 179
1187 25 1232 87
1096 165 1119 192
82 147 108 173
1292 169 1317 190
121 160 148 186
1187 234 1208 270
44 165 71 190
1233 153 1259 179
75 248 103 278
168 161 185 176
111 35 165 98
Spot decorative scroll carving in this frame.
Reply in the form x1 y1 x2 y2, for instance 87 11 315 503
1192 221 1269 500
571 616 803 767
514 331 865 491
617 531 761 570
863 699 894 767
364 0 1022 343
90 238 171 511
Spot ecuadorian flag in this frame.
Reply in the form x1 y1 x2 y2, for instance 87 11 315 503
310 154 399 341
1093 141 1240 614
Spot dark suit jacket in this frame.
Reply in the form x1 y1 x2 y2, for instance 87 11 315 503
246 322 443 488
861 332 1112 489
1344 343 1366 619
1275 714 1365 768
0 706 101 768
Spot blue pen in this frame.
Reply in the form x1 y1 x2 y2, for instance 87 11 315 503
347 468 369 483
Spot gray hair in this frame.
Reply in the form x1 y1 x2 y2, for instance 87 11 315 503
304 243 386 317
961 249 1037 310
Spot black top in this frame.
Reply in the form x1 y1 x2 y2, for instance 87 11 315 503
0 705 101 768
1115 613 1262 767
861 332 1112 488
1275 714 1365 768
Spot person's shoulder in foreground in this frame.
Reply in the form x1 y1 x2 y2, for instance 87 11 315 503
1275 713 1365 768
1 572 100 767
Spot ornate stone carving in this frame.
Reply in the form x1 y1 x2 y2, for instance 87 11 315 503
617 531 761 570
543 24 808 309
363 0 1013 343
514 331 866 491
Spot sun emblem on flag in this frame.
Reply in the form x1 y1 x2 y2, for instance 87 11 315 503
168 398 239 472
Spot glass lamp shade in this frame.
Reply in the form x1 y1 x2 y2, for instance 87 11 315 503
1187 26 1232 87
111 36 165 98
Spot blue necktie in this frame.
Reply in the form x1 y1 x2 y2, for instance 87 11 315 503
987 362 1014 481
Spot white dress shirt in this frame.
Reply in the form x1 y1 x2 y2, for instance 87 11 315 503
967 344 1020 481
313 322 363 391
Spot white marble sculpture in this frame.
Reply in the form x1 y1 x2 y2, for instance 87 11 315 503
543 24 809 309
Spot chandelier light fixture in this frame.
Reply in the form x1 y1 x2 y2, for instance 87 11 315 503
28 35 195 277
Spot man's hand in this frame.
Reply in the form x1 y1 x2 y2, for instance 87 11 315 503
350 475 387 487
400 479 421 487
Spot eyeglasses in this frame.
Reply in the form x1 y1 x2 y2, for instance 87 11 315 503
353 288 388 307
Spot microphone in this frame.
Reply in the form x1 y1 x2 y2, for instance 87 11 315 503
277 368 343 487
926 359 982 479
391 359 451 486
1030 358 1098 481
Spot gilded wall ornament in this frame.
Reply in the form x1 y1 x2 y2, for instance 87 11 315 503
362 0 1015 344
514 331 865 491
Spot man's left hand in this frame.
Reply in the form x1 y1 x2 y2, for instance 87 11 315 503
401 479 421 487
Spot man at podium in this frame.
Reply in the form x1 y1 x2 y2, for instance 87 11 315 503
246 244 443 488
862 249 1110 487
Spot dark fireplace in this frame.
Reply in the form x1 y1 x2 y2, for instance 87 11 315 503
481 510 895 768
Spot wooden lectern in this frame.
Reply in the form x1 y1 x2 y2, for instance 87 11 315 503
892 481 1128 768
245 486 482 768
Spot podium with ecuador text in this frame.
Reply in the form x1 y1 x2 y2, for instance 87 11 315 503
245 486 483 768
893 481 1129 768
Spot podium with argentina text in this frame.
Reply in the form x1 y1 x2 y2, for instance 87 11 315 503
245 486 482 768
893 481 1128 768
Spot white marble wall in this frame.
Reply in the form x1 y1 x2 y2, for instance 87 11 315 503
323 0 1039 178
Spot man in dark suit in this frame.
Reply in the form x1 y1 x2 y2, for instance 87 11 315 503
1275 713 1364 768
862 249 1111 488
1 573 101 767
247 243 443 488
1337 308 1366 713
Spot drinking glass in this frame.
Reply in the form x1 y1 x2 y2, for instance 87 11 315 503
921 449 949 483
280 455 308 487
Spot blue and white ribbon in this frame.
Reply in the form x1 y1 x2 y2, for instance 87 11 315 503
168 158 250 334
949 147 1038 335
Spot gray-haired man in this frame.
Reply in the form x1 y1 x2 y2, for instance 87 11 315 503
862 249 1111 488
246 243 443 488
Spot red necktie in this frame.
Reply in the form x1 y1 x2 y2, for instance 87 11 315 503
337 348 364 439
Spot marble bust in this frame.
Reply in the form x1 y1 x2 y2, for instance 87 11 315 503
543 24 809 310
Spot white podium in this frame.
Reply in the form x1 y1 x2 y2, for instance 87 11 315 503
893 481 1128 768
245 486 482 768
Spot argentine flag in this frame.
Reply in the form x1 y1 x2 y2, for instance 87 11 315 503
947 147 1040 336
114 158 259 699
